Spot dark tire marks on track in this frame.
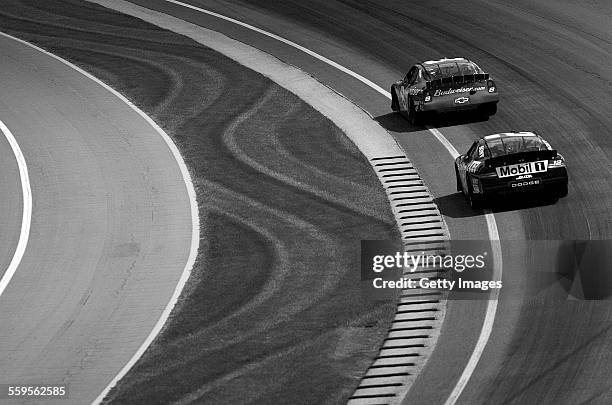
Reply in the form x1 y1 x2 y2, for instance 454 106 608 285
0 1 400 404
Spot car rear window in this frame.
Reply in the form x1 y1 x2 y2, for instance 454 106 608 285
424 61 482 79
486 136 547 157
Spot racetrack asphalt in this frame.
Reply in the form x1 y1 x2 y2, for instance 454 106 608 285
0 132 22 281
0 1 401 404
120 0 612 404
0 30 194 404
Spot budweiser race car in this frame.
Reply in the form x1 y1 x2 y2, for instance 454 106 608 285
391 57 499 124
455 132 568 208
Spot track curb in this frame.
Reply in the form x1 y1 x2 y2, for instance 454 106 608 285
348 154 449 405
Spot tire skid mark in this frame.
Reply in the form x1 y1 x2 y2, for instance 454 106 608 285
221 84 390 223
1 1 195 48
52 44 226 125
161 180 344 351
112 177 394 404
173 326 345 405
1 7 228 127
268 131 374 191
249 94 375 192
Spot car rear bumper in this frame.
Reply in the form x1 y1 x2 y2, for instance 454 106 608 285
475 168 568 197
421 92 499 112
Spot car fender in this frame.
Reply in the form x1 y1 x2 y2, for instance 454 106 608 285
455 159 469 194
391 83 402 111
396 85 409 112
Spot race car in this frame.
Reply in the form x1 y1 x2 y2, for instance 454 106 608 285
391 57 499 124
455 132 568 208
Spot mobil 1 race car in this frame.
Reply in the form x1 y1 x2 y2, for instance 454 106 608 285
391 57 499 124
455 132 568 208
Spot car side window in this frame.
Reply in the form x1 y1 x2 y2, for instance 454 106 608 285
405 67 418 85
414 67 423 84
475 140 488 160
470 142 485 160
403 69 412 84
465 142 478 161
410 68 419 84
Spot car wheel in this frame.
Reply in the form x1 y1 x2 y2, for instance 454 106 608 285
408 99 422 125
467 191 482 209
480 102 497 117
455 165 462 192
466 183 483 209
558 183 568 198
391 89 399 111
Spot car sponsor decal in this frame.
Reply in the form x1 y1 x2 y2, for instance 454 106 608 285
399 87 410 110
496 160 548 178
477 145 485 158
467 161 483 173
471 177 481 193
433 86 485 97
455 96 469 104
408 88 422 95
511 179 541 188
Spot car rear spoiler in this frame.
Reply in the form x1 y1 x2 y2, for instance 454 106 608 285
485 150 557 168
426 73 489 90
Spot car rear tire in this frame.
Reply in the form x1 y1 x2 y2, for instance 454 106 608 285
558 183 568 198
480 102 497 117
455 165 462 192
466 181 483 209
467 190 483 209
391 89 399 111
408 99 423 125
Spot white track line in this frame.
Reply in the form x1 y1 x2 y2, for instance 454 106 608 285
425 131 502 405
444 222 502 405
164 0 389 97
0 31 200 405
0 120 32 299
155 2 502 404
424 131 502 405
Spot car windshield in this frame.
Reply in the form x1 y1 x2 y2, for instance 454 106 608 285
423 61 483 79
486 135 547 157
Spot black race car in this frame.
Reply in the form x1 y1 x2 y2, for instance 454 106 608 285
391 57 499 124
455 132 568 208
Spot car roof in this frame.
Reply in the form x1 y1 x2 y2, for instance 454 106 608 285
422 57 469 64
481 132 551 157
420 58 484 79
